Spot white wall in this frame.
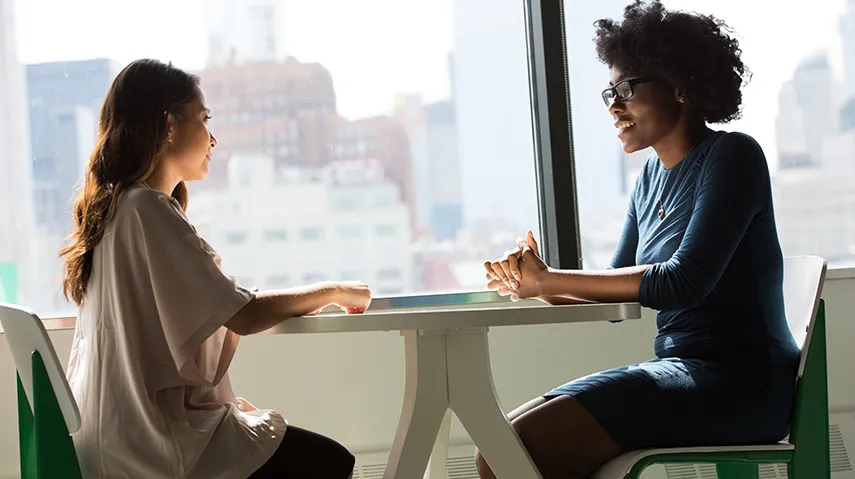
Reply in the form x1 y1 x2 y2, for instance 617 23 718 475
0 273 853 478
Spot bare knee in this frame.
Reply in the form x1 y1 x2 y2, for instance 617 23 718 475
511 396 621 476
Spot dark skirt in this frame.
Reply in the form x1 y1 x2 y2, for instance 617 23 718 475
543 357 797 451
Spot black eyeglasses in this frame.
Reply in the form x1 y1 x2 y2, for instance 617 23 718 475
601 78 655 106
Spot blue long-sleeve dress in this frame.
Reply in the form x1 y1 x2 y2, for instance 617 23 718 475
544 131 800 450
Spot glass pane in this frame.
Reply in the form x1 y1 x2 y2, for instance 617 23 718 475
4 0 540 316
569 0 855 269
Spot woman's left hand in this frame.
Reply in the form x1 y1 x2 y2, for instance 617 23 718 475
485 231 549 300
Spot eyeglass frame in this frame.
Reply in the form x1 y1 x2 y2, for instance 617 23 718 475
601 77 657 106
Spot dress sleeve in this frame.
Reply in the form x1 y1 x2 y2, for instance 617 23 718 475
638 133 769 310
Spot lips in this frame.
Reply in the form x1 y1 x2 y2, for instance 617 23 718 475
615 119 636 138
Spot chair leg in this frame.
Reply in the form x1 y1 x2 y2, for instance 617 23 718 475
716 462 759 479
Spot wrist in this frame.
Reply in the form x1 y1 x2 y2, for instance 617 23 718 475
317 281 342 305
535 268 556 297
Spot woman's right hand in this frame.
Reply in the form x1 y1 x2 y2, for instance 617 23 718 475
331 281 372 314
485 229 540 291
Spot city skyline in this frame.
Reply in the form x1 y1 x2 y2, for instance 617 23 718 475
4 0 855 316
10 0 850 172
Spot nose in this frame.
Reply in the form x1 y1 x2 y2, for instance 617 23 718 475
209 131 218 149
608 98 625 117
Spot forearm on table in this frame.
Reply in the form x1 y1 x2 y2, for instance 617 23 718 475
537 265 650 303
227 283 338 335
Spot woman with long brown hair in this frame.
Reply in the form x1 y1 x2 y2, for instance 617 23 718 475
61 58 367 479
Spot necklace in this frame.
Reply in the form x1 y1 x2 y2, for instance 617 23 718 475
656 134 709 220
657 159 688 220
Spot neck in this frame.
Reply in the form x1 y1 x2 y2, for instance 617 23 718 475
653 118 711 170
144 166 180 197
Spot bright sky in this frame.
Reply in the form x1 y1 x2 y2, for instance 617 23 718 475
13 0 455 119
13 0 851 166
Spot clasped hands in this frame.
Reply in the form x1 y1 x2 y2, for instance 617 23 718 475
484 230 549 301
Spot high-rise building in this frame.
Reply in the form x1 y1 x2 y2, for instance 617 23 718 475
334 116 416 231
776 80 812 169
197 59 417 231
26 59 120 233
199 58 337 171
776 52 836 169
0 0 36 305
188 155 414 295
393 93 432 231
204 0 287 67
840 0 855 101
424 99 462 241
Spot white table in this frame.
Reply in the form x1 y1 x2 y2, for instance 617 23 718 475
262 298 642 479
26 297 641 479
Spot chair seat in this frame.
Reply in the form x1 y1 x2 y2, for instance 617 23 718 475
593 442 795 479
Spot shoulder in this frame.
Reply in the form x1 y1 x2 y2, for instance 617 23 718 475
633 151 661 192
115 186 190 233
120 186 184 218
707 131 767 167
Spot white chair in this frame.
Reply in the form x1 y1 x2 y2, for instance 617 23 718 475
594 255 830 479
0 303 82 478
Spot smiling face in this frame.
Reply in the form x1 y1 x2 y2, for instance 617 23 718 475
164 87 217 182
607 66 684 154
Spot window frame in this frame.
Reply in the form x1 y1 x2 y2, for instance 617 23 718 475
525 0 582 270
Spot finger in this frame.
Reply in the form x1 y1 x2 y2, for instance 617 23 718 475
491 261 511 288
510 294 521 302
497 286 513 297
527 230 540 256
521 246 537 263
487 278 504 290
498 258 518 290
508 253 521 282
484 261 500 280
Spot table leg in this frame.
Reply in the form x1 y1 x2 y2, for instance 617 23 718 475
384 331 450 479
426 409 453 479
446 328 543 479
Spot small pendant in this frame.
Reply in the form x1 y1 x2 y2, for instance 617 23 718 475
657 208 665 219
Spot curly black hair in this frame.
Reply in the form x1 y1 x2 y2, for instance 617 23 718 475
594 0 749 123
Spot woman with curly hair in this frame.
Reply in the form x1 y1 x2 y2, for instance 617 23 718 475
479 1 797 477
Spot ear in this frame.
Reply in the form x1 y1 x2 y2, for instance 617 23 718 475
673 87 686 104
165 111 180 143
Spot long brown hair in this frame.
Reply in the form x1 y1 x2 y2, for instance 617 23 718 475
60 59 201 305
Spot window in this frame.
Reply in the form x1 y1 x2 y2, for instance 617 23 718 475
375 225 397 238
264 230 288 242
340 271 364 281
303 273 328 283
300 228 324 241
7 0 561 313
377 269 402 281
225 232 248 245
337 225 362 239
266 275 291 288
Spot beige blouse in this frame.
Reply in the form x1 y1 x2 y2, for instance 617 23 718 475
67 185 285 478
